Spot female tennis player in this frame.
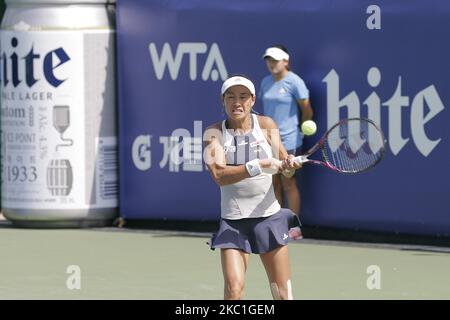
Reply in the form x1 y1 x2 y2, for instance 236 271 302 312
259 45 314 215
203 75 302 300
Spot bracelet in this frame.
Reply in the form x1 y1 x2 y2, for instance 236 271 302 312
245 159 262 177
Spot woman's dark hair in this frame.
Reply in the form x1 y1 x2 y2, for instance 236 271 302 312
272 44 289 54
221 73 258 116
228 73 253 81
270 44 291 70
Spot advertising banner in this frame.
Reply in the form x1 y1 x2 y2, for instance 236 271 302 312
117 0 450 236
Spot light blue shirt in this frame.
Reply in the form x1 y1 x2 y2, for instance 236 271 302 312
259 71 309 150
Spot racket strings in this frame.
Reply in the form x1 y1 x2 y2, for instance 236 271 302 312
322 120 384 173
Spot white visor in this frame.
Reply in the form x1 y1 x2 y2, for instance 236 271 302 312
221 76 256 95
263 47 290 61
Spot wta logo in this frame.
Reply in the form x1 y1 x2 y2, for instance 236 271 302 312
148 42 228 81
324 67 445 156
0 37 70 88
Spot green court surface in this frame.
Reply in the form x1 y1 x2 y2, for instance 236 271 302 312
1 221 450 300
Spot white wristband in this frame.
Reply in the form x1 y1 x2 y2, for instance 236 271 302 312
245 159 262 177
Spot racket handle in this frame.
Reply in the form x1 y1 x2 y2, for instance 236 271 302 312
275 156 308 166
275 156 306 177
294 155 308 164
274 159 295 177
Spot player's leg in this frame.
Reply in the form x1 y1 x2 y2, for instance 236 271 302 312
281 174 300 215
272 174 284 207
221 248 250 300
259 245 293 300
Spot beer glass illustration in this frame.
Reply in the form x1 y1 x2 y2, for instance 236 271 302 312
53 105 74 151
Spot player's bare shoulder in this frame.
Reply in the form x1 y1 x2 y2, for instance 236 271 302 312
204 122 225 166
256 115 281 146
256 115 278 130
204 122 223 144
205 122 222 132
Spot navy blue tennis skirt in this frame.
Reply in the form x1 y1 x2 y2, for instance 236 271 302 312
208 208 302 254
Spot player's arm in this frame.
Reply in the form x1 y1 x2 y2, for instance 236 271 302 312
258 116 301 173
204 127 249 186
297 98 313 125
204 123 281 186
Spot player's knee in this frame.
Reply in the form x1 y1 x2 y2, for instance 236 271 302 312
225 280 245 300
270 280 293 300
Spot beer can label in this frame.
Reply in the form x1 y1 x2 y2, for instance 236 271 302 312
0 30 117 209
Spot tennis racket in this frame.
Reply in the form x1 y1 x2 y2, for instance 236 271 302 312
283 118 385 174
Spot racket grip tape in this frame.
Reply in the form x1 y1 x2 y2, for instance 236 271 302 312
275 155 307 166
294 155 308 164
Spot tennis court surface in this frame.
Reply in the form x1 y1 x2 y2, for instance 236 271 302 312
1 220 450 300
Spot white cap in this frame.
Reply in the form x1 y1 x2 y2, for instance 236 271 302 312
221 76 256 95
263 47 290 61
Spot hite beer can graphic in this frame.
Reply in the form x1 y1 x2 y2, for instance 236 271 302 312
0 0 118 227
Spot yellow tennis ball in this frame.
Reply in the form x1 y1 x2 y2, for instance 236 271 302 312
301 120 317 136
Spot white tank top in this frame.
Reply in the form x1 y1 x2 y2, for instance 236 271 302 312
220 114 281 219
